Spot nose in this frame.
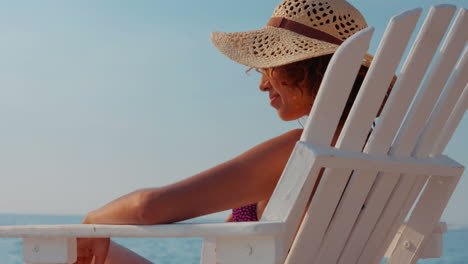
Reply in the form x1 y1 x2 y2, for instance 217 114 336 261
259 75 271 92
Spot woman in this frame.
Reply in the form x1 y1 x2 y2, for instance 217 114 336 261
76 0 383 263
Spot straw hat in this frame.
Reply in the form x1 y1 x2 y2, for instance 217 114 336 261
211 0 368 68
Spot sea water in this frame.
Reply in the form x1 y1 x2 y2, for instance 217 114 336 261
0 214 467 264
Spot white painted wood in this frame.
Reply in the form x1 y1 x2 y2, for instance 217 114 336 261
314 11 423 262
0 222 284 238
384 223 447 259
344 5 459 264
388 174 462 264
261 142 324 261
300 27 375 144
215 236 278 264
375 46 468 257
262 142 322 222
420 233 444 259
382 52 468 263
391 7 468 158
336 8 422 151
364 5 456 155
340 5 457 263
433 84 468 155
23 237 76 264
309 142 463 176
415 46 468 157
200 238 216 264
262 27 374 263
367 9 468 263
383 37 468 262
285 27 375 264
344 34 468 262
260 140 462 264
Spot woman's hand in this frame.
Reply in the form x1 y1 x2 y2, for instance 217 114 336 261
75 237 110 264
74 214 111 264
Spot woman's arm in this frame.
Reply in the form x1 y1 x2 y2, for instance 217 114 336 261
84 129 303 225
225 213 233 222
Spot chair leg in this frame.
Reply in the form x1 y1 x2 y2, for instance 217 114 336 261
23 237 76 264
215 236 281 264
200 238 216 264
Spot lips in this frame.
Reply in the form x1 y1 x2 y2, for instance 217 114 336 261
269 93 280 107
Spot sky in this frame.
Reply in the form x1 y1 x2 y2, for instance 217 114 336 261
0 0 466 224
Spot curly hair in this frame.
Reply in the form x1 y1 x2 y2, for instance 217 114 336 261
262 54 395 125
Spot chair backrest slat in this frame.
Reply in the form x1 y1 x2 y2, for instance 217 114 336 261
308 9 423 264
387 79 466 262
336 8 423 151
284 26 385 263
415 40 468 157
300 27 374 145
400 47 468 220
434 84 468 155
364 5 456 155
391 7 468 158
358 7 467 264
263 27 374 222
334 5 458 264
382 47 468 263
261 27 374 263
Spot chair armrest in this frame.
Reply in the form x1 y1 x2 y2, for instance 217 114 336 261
0 221 284 238
303 142 464 177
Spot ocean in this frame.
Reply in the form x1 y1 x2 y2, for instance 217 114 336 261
0 214 467 264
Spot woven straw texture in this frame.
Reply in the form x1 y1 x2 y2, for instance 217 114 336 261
211 0 367 68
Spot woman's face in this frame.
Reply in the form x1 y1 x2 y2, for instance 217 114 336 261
259 68 314 121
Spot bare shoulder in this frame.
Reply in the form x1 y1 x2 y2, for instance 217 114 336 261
253 128 303 151
234 128 303 169
281 128 303 141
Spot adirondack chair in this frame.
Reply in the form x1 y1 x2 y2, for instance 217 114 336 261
0 4 466 264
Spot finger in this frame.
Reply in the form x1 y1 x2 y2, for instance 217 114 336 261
94 255 106 264
75 238 94 264
94 238 110 264
75 256 94 264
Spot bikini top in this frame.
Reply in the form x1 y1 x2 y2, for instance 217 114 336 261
232 203 258 222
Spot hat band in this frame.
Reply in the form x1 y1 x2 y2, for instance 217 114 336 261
267 17 343 46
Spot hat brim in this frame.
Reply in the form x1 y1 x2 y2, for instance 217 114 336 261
211 26 339 69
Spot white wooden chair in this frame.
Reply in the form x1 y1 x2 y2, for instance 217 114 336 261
0 5 466 264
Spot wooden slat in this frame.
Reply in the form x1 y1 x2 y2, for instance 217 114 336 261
0 221 284 238
262 142 325 261
23 237 76 264
311 144 463 177
200 238 216 264
300 28 375 145
370 8 468 264
388 174 462 264
337 5 457 264
387 34 467 263
262 27 374 263
285 28 375 264
391 7 468 158
262 142 322 222
384 222 447 259
360 6 467 264
312 8 422 264
216 236 278 264
385 65 468 264
414 46 468 157
433 84 468 155
392 45 468 234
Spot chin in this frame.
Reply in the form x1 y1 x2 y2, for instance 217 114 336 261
277 111 300 122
